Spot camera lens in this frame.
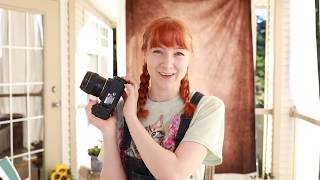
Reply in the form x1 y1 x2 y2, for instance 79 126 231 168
80 71 106 97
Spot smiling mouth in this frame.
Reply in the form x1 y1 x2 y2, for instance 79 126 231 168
159 72 175 79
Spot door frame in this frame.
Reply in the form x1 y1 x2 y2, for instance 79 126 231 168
0 0 62 176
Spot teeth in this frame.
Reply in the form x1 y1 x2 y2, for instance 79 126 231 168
160 72 174 76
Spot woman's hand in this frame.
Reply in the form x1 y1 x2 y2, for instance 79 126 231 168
85 99 117 137
122 77 139 119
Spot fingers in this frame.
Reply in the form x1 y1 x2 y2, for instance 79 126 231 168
123 76 139 89
86 99 97 109
122 76 139 97
85 99 97 116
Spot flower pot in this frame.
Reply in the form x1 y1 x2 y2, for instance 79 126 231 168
90 156 102 172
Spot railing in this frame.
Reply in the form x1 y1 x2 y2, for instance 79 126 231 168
0 91 43 97
289 107 320 127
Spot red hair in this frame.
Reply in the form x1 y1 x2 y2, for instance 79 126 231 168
137 17 195 119
141 17 192 52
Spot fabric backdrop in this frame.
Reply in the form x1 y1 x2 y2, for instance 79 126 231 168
126 0 256 174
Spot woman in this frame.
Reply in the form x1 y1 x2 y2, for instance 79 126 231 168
86 17 225 180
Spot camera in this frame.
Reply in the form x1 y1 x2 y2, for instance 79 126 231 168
80 71 126 119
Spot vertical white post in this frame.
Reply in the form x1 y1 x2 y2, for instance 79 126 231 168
26 12 32 178
8 10 13 163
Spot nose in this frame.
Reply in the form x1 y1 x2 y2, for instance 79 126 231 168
162 53 174 68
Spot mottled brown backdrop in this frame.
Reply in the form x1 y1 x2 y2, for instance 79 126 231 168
126 0 256 175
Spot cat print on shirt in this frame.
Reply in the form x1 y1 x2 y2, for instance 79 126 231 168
146 115 165 143
162 114 181 151
129 113 181 158
131 115 165 158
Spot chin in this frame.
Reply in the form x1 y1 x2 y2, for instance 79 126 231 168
158 81 180 89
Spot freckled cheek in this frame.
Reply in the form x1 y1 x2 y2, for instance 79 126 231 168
175 60 189 70
146 63 159 78
176 63 189 78
147 56 162 66
149 61 164 72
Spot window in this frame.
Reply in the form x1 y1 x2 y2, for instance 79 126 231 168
0 8 44 179
254 1 274 179
75 11 113 168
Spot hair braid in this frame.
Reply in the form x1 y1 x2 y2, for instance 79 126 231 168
179 73 196 117
137 63 150 119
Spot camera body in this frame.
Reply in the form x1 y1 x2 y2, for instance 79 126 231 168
80 71 126 119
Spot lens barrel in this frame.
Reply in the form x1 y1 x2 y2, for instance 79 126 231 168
80 71 106 98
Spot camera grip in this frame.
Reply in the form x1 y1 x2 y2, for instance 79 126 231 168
91 103 112 120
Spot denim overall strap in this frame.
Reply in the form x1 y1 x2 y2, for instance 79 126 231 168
174 91 204 151
120 121 155 180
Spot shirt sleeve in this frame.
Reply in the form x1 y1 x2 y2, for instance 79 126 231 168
181 96 225 166
97 100 125 161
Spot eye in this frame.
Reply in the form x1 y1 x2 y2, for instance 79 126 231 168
152 49 163 54
151 132 156 136
174 51 185 56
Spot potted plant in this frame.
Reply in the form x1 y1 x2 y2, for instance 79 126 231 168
88 145 102 172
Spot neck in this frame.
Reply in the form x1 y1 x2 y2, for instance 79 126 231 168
148 85 180 102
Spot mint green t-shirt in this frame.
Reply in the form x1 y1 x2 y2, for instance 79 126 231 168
98 92 225 180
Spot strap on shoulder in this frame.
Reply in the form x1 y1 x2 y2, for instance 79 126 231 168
174 91 204 151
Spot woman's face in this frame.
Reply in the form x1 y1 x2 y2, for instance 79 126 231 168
145 45 190 90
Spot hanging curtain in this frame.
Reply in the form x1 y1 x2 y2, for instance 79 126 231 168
126 0 256 176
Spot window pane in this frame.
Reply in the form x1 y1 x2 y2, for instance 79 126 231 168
0 115 10 158
0 48 9 83
0 8 9 46
13 121 27 155
30 119 43 151
27 14 43 47
14 155 29 179
12 49 27 83
101 27 108 38
11 11 26 46
255 113 274 178
0 86 9 114
31 152 44 180
101 38 108 48
29 84 43 117
255 8 267 108
28 50 43 82
255 114 264 178
12 85 28 117
88 54 98 72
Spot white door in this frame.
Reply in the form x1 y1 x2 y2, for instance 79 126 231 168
0 0 61 179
